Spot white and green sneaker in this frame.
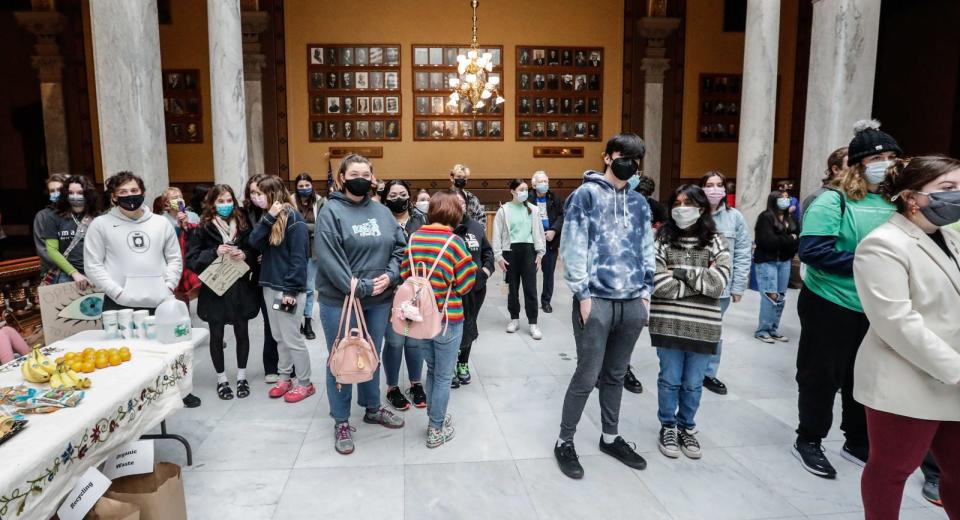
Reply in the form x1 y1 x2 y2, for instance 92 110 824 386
426 424 456 448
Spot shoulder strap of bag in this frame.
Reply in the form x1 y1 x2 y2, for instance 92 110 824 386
824 187 846 218
422 234 457 282
61 216 91 259
336 278 360 340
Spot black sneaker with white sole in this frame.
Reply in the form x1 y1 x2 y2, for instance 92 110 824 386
703 376 727 395
793 440 837 478
841 442 868 467
658 427 681 458
599 436 647 470
678 428 702 459
554 440 584 479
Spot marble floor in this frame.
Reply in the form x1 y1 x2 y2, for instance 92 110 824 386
151 272 948 520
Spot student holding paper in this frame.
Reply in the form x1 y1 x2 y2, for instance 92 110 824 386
186 184 260 400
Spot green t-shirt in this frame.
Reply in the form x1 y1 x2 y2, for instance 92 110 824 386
801 190 894 312
505 202 534 244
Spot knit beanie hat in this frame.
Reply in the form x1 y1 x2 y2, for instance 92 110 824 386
847 119 902 165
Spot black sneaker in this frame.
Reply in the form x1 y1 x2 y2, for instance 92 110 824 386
456 362 471 385
599 436 647 470
678 428 702 459
841 442 868 467
541 302 553 313
407 383 427 408
450 372 461 389
703 376 728 395
658 427 681 458
793 440 837 478
624 366 643 394
554 440 584 479
182 393 201 408
386 387 411 411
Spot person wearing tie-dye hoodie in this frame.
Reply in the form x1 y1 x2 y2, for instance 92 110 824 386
553 133 656 480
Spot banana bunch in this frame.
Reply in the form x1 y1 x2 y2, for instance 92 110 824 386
50 363 92 390
20 347 56 384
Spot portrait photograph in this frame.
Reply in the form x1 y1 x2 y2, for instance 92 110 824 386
518 48 530 65
589 74 601 90
533 74 545 90
444 120 457 138
386 120 399 138
310 47 324 65
385 72 398 90
312 120 324 139
371 96 385 114
327 121 339 139
415 72 429 90
474 120 486 138
326 48 337 65
326 97 341 113
444 47 458 66
459 121 473 138
588 98 600 113
519 121 531 137
575 50 587 66
342 97 354 114
533 49 545 65
589 50 601 67
370 72 384 90
429 47 443 65
458 97 473 114
168 98 185 115
431 96 445 115
355 47 369 65
429 72 444 90
312 96 324 114
416 96 429 114
169 123 183 140
369 47 383 65
561 74 574 90
547 74 559 90
489 48 501 66
385 96 399 114
186 98 199 114
166 72 182 89
561 98 572 114
340 47 353 66
356 96 370 114
546 98 558 114
489 121 502 137
575 74 588 91
355 71 369 89
574 98 585 114
311 72 324 90
385 47 399 65
356 120 370 139
575 122 586 138
534 98 545 114
414 47 429 65
518 98 531 114
560 122 572 138
416 120 429 138
187 124 198 141
430 121 443 138
547 121 559 137
588 122 599 138
372 120 385 138
341 72 353 89
184 72 197 90
547 49 559 65
533 121 546 137
561 49 572 66
343 121 354 140
326 72 338 89
519 73 530 90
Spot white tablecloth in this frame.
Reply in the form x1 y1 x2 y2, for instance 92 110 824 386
0 328 207 520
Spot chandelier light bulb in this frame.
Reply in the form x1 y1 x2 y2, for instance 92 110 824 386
489 76 499 86
449 77 461 88
468 49 478 59
481 89 492 99
458 62 467 75
485 62 493 72
482 52 492 62
465 73 477 84
449 91 460 102
475 100 485 109
495 95 505 105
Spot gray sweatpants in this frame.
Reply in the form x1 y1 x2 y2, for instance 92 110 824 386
263 287 312 385
559 297 647 441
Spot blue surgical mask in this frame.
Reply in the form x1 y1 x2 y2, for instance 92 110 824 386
536 183 549 194
626 175 640 191
777 198 791 211
515 191 529 203
297 187 314 198
864 160 892 185
49 192 60 203
215 203 234 218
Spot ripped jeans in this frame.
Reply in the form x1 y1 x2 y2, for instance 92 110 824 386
755 260 791 337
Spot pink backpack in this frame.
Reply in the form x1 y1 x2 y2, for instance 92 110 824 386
391 234 456 339
328 278 380 388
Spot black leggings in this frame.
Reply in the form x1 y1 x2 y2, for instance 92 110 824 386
208 320 250 374
458 286 486 364
505 243 538 324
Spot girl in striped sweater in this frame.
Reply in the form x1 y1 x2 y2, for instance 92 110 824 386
400 190 478 448
650 184 732 460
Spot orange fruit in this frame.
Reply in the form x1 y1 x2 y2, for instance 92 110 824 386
82 347 95 356
119 347 130 355
82 361 95 373
119 350 131 362
94 357 109 369
108 348 119 357
64 352 76 362
108 355 121 367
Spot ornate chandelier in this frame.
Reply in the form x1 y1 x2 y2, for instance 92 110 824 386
447 0 504 115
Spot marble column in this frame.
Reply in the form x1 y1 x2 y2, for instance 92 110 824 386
208 0 249 190
638 17 680 196
242 10 270 177
735 0 780 233
15 10 69 175
799 0 881 201
88 0 168 197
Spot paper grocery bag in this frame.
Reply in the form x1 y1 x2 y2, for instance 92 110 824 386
85 496 140 520
104 463 186 520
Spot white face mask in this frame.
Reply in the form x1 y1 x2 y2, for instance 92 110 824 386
672 207 701 229
864 160 893 185
515 191 529 203
415 200 430 214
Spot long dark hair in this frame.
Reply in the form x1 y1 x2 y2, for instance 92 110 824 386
699 170 728 209
762 190 798 233
657 184 717 248
508 178 531 214
200 184 248 231
382 179 416 216
293 172 316 217
243 173 269 217
55 175 98 218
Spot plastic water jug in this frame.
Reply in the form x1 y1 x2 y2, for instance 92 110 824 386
154 299 192 344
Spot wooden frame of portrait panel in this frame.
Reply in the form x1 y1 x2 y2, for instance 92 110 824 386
411 44 505 141
162 68 203 144
515 45 603 142
307 43 403 142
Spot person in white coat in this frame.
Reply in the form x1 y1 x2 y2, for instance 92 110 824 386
853 155 960 519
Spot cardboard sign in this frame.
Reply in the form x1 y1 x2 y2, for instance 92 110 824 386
38 284 103 344
102 440 155 479
57 466 112 520
198 256 249 296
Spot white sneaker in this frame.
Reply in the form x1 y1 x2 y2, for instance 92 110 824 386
530 324 542 340
264 374 279 384
506 319 519 333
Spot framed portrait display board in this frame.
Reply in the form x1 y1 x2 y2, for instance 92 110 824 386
411 44 505 141
162 69 203 144
697 73 743 142
307 44 402 142
515 46 603 142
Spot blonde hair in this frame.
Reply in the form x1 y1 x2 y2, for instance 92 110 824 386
256 176 293 246
830 163 869 201
450 164 470 177
337 154 374 190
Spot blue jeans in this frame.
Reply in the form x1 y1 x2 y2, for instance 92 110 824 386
704 297 731 378
410 321 464 429
657 348 712 430
754 260 791 337
318 302 390 423
383 324 424 387
304 257 319 318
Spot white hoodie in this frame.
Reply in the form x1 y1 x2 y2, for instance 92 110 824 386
83 205 182 308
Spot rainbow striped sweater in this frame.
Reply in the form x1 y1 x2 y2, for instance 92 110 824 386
400 224 477 322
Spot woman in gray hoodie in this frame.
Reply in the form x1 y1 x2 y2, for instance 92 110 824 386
314 154 407 455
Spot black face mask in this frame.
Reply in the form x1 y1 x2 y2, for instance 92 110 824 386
384 197 409 214
116 193 145 211
453 178 467 189
343 177 372 197
610 157 639 181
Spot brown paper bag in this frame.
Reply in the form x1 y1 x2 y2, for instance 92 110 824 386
85 496 140 520
104 463 186 520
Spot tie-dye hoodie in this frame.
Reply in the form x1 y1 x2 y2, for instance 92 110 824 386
560 170 655 301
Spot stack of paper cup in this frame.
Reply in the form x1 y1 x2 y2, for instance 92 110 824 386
133 310 149 339
101 310 119 338
118 309 134 339
144 316 157 340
